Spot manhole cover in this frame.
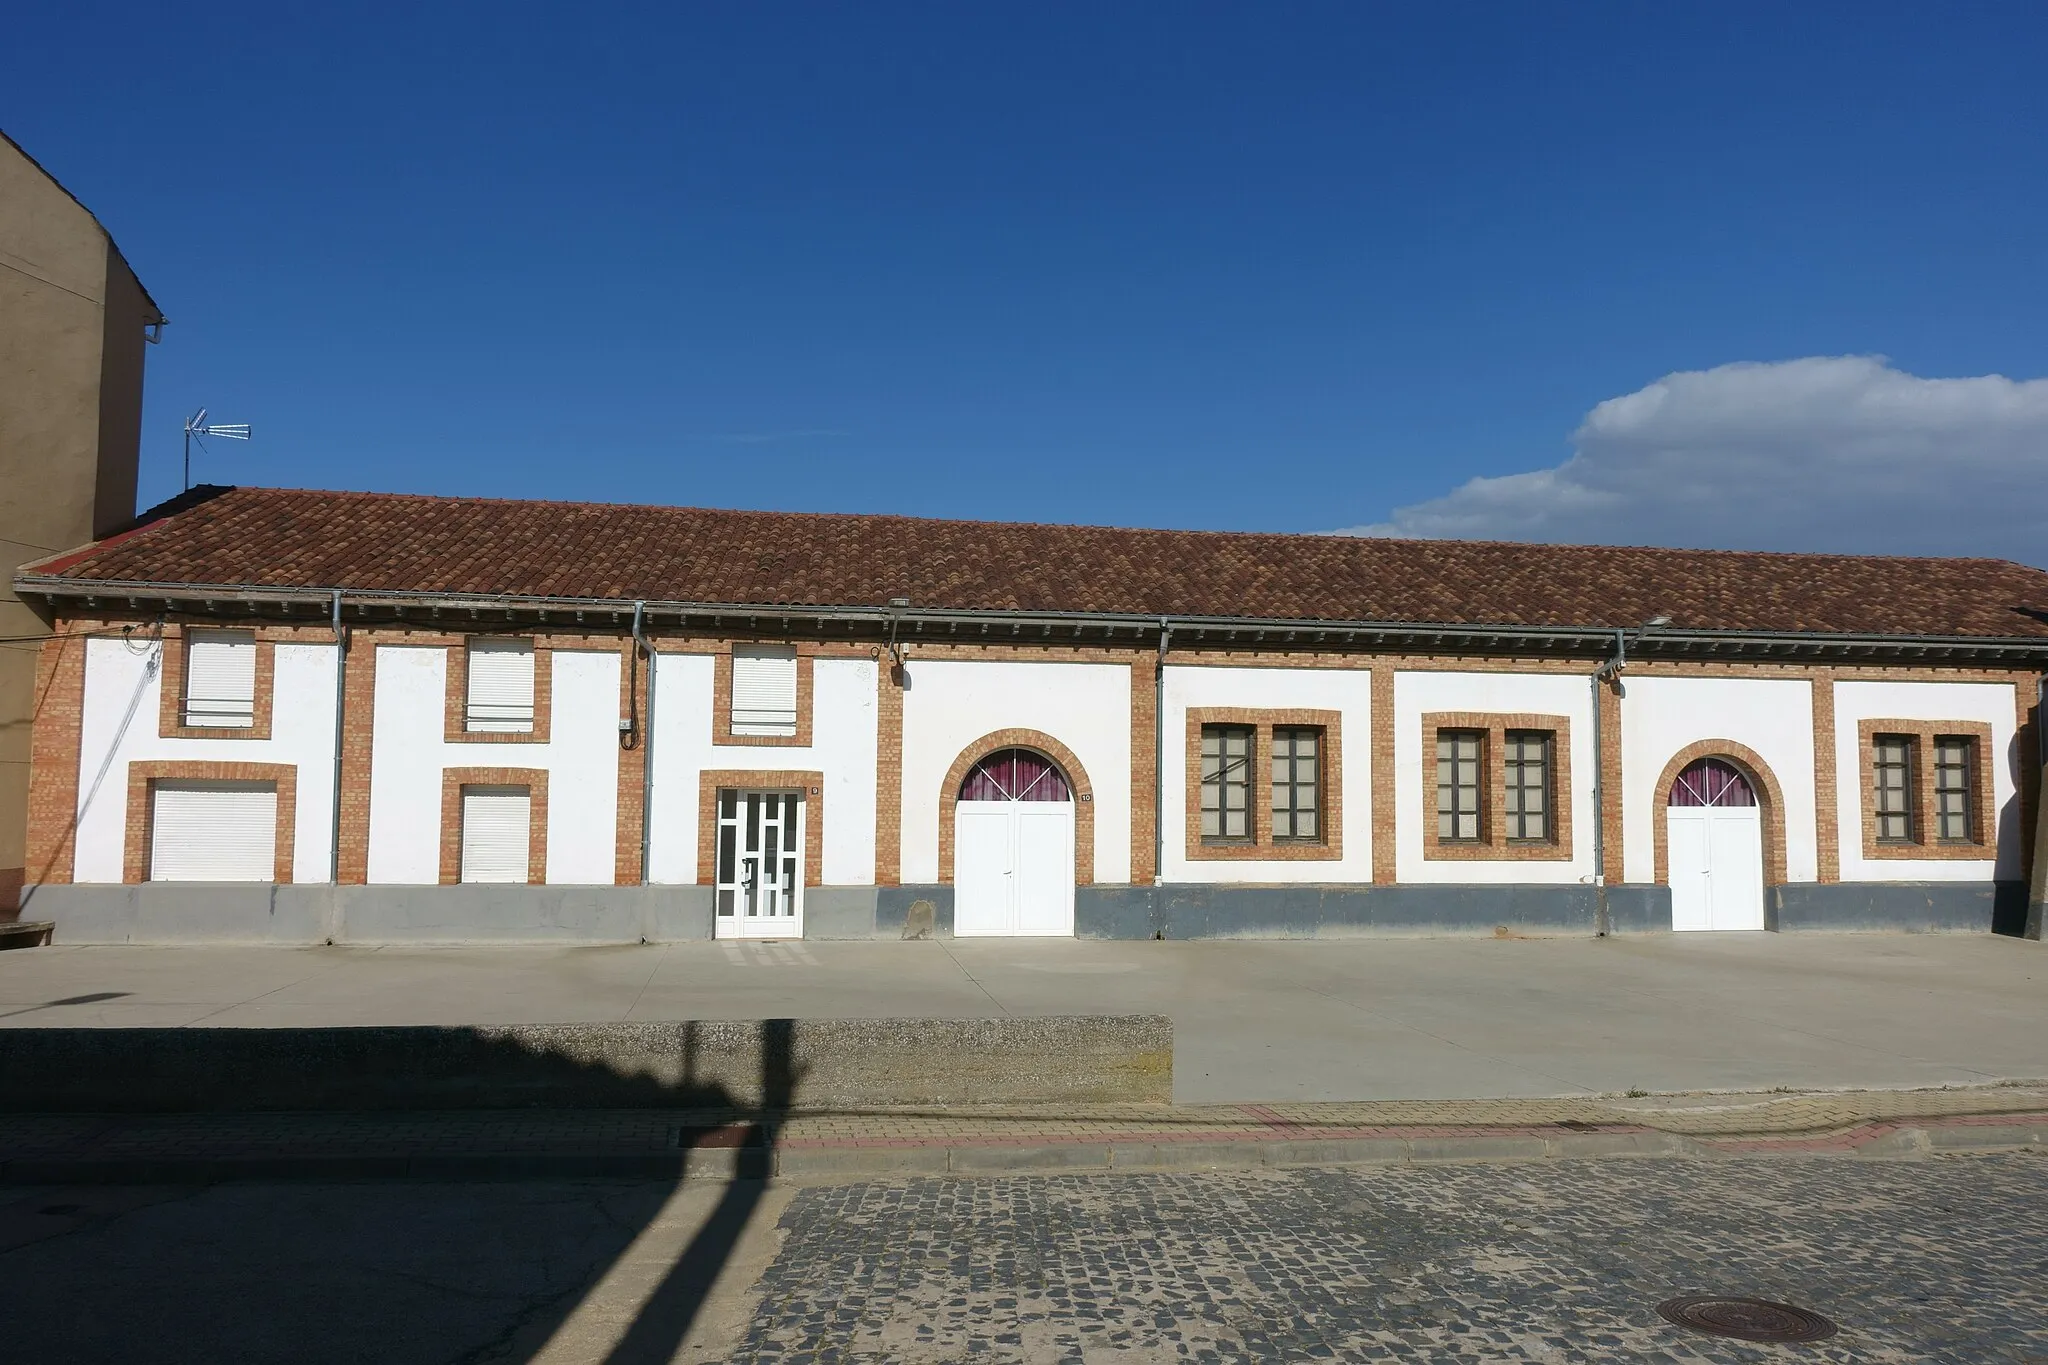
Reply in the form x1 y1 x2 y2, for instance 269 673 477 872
1657 1295 1838 1343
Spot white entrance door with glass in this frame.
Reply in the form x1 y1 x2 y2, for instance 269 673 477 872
713 788 805 938
1665 757 1766 931
953 748 1076 937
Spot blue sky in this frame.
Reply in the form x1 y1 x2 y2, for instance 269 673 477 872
8 3 2047 560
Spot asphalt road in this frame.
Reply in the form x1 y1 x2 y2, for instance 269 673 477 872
6 1154 2047 1363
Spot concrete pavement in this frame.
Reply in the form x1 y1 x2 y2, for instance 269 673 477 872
4 933 2047 1102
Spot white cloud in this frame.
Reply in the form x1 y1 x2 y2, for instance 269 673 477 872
1350 357 2048 565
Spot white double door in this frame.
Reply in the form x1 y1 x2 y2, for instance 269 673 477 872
954 801 1075 936
714 789 805 939
1667 806 1765 931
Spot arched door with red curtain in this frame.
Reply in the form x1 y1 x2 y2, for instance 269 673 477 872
954 748 1076 936
1666 758 1765 931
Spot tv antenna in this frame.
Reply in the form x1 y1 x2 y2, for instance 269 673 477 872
182 408 251 490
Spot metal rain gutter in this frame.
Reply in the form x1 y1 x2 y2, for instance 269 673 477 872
16 572 2048 662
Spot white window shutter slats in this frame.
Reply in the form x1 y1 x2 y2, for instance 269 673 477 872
149 781 277 881
184 631 257 727
466 639 535 732
460 786 532 883
731 646 799 736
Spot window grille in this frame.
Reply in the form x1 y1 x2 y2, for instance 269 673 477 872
1200 725 1253 841
1933 736 1974 842
149 780 276 880
184 630 257 727
1270 727 1321 842
466 639 536 732
460 785 531 882
1503 730 1552 842
1872 735 1915 843
1436 730 1483 842
731 645 799 736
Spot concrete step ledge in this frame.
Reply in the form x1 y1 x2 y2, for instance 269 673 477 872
5 1111 2040 1186
22 1122 2046 1186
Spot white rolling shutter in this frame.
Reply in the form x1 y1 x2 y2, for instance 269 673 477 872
460 785 532 883
466 639 536 732
731 645 798 736
149 781 277 881
184 630 257 727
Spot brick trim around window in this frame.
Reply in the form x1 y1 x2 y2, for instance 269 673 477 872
439 767 550 884
695 770 826 887
1855 718 1997 861
1183 708 1344 862
1650 740 1789 887
156 624 278 740
125 760 298 884
938 730 1096 885
1419 713 1573 862
711 644 816 748
443 637 554 744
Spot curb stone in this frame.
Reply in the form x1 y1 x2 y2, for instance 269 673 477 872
4 1117 2039 1185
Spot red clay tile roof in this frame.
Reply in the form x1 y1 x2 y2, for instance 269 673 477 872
19 485 2048 639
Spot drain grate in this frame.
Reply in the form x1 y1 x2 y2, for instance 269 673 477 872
1657 1295 1838 1343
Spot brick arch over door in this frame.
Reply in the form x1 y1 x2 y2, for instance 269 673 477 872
1651 739 1789 888
938 729 1095 885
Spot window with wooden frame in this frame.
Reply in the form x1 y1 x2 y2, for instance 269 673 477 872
1269 726 1322 843
1933 736 1975 843
1435 729 1484 843
1421 714 1573 861
1502 729 1552 843
1871 734 1915 844
1200 724 1254 843
1856 718 1995 861
1184 708 1343 861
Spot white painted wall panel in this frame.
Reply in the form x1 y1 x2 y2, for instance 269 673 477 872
1392 671 1597 885
646 654 878 885
899 659 1132 885
1832 679 2019 881
546 651 624 884
1619 676 1818 885
365 647 448 884
1160 665 1373 884
365 645 623 885
73 637 339 884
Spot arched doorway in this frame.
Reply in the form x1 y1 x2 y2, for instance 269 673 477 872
954 748 1075 936
1666 757 1766 931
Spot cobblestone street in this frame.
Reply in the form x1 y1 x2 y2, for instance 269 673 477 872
735 1156 2048 1364
7 1155 2047 1363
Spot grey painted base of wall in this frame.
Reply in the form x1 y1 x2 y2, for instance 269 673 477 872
21 879 2018 944
24 883 717 946
1605 885 1673 934
0 1014 1174 1111
1078 884 1604 939
1771 881 2020 934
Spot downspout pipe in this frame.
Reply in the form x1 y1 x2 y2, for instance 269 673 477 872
629 601 653 886
1589 628 1626 936
2028 675 2048 940
328 589 346 885
1153 619 1171 930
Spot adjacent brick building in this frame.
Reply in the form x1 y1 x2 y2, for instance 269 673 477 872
0 130 163 914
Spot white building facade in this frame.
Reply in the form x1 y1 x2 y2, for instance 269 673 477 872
17 487 2047 943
